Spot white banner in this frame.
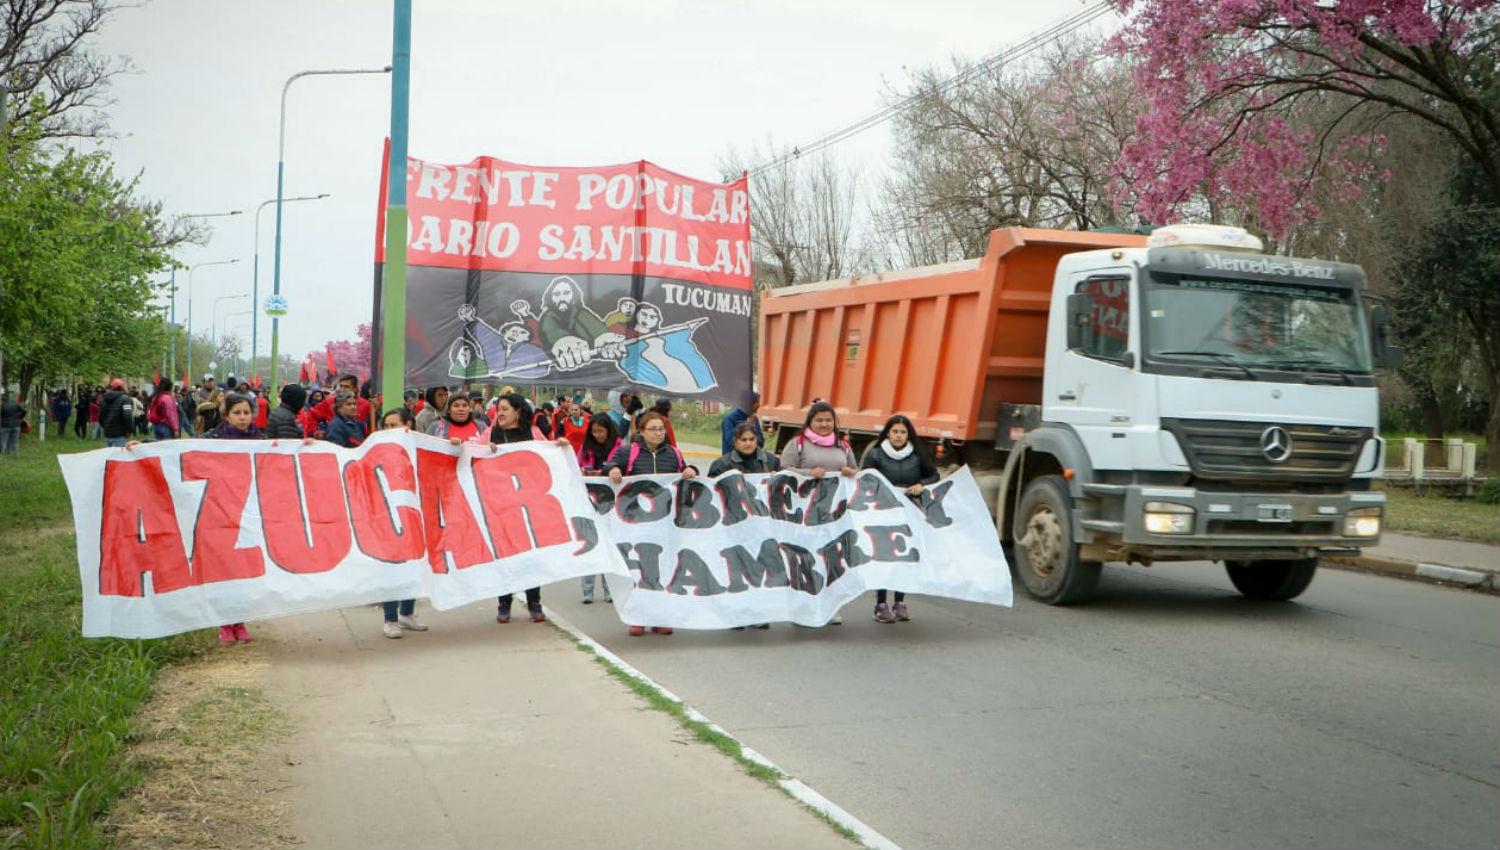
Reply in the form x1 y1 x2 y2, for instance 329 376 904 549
589 466 1012 628
59 435 1011 638
59 431 627 638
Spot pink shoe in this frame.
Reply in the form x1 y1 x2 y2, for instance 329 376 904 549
627 625 646 637
650 626 674 636
232 623 253 644
218 626 236 645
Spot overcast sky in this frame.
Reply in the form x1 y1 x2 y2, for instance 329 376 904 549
92 0 1107 364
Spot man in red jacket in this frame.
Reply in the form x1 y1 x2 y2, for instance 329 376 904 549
308 374 370 436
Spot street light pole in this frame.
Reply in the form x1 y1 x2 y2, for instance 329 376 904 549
271 65 390 398
186 259 239 384
170 210 241 377
253 193 328 381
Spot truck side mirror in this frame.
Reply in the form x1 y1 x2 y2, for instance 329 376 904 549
1066 293 1092 351
1369 304 1403 369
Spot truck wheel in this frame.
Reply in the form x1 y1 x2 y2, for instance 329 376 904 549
1012 474 1101 605
1224 559 1318 601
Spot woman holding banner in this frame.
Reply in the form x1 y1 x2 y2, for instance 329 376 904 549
606 411 697 637
779 401 856 626
489 392 552 623
208 393 262 645
428 393 483 443
577 412 622 604
378 406 430 639
861 414 940 624
709 423 781 476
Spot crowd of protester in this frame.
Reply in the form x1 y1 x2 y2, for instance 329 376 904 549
10 373 936 641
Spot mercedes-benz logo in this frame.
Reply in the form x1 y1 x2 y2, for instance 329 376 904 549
1260 426 1293 463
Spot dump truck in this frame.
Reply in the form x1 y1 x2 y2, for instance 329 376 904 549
757 225 1396 604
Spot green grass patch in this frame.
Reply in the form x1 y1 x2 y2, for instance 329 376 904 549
569 639 859 845
0 438 210 849
1380 485 1500 543
0 437 81 537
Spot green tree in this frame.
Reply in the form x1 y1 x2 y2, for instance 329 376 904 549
0 105 173 399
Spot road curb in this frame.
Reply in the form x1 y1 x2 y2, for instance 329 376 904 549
1323 553 1500 593
543 605 903 850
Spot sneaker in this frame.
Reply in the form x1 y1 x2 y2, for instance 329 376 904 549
651 626 674 635
582 596 594 605
232 623 253 644
893 602 910 622
628 625 646 637
383 621 403 639
731 626 746 631
397 614 427 631
603 594 613 604
753 623 770 630
873 603 896 624
218 625 237 645
529 607 546 623
496 610 511 624
829 615 843 625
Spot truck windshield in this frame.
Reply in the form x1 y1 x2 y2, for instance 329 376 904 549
1144 276 1372 376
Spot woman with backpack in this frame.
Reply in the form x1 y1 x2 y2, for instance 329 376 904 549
577 412 623 604
779 401 858 478
606 410 697 637
779 401 855 626
488 391 553 623
860 414 940 624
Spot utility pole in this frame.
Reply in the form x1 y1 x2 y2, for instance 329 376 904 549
380 0 412 413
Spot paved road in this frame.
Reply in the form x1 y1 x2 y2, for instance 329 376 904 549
545 562 1500 850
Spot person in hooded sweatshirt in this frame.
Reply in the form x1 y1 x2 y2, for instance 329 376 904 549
98 379 134 447
860 414 940 624
709 422 781 476
265 383 307 439
606 410 697 637
605 388 634 441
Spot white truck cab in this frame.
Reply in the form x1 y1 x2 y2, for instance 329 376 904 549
998 225 1392 604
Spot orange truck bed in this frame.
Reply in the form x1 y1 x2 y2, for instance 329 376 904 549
757 227 1146 442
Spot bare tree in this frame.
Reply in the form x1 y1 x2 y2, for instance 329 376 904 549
721 144 869 289
874 33 1142 266
1 0 131 140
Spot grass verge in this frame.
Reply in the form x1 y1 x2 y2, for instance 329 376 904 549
568 639 861 845
0 437 213 848
1380 485 1500 543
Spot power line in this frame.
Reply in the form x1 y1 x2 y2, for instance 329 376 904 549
748 2 1116 177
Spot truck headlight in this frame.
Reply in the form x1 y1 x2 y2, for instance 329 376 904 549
1343 506 1382 538
1144 501 1195 534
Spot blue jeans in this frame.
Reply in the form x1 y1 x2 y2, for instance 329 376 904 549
105 437 126 448
0 427 19 454
382 599 415 622
153 423 175 441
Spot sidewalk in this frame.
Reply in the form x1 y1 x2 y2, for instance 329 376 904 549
1327 531 1500 591
257 603 853 850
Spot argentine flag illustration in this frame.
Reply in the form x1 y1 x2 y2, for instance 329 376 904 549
619 321 718 393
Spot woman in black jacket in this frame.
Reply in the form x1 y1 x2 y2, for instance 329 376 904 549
860 414 939 624
708 422 781 476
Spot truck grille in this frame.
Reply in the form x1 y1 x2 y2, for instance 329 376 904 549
1161 418 1371 482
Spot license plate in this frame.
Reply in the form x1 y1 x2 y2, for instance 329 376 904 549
1257 504 1293 523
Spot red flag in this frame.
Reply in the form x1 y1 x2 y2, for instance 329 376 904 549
182 370 190 388
325 346 337 379
153 371 161 385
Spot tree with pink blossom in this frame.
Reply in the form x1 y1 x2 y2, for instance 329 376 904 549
1109 0 1498 238
308 323 372 382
